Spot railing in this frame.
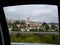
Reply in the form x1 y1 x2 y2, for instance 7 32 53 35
9 31 59 35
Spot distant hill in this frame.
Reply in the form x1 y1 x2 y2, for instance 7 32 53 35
47 23 59 25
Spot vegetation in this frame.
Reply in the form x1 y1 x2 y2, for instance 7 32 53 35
51 23 56 29
13 21 20 25
10 34 59 44
42 22 49 31
20 21 25 25
30 29 37 32
8 21 59 32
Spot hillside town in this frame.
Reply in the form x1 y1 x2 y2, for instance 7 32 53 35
7 17 59 32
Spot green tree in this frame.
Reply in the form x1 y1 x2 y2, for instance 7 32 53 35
42 22 49 31
8 22 13 27
13 21 20 25
11 21 21 31
45 24 49 30
12 25 18 31
20 21 26 29
51 23 56 29
30 28 37 32
20 21 25 25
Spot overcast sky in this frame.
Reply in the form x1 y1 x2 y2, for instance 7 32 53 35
3 4 59 23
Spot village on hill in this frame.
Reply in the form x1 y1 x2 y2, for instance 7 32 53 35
7 17 59 32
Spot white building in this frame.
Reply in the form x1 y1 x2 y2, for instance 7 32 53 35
9 27 13 31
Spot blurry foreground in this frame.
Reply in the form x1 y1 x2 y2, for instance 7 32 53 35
10 34 59 44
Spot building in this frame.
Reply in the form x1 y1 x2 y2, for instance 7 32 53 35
7 18 59 32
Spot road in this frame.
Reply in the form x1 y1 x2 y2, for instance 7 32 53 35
9 31 59 35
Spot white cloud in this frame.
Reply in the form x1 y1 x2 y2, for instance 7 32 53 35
32 9 52 15
3 5 58 23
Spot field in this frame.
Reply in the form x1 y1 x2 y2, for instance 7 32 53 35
10 33 60 44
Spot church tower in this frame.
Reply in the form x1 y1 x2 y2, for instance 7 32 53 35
27 17 29 21
26 17 30 31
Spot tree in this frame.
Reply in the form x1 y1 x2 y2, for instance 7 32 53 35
20 21 25 25
11 21 21 31
12 25 18 31
8 22 13 27
51 23 56 29
45 24 49 30
13 21 20 25
42 22 49 31
20 21 26 29
30 28 37 32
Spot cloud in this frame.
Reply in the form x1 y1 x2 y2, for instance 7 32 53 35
32 9 52 15
3 5 58 23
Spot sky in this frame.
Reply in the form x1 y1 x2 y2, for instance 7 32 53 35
3 4 59 23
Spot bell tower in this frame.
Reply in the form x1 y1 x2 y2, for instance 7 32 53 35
26 17 30 31
27 17 29 21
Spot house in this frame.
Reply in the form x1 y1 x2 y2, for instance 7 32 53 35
48 29 55 32
9 27 13 31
